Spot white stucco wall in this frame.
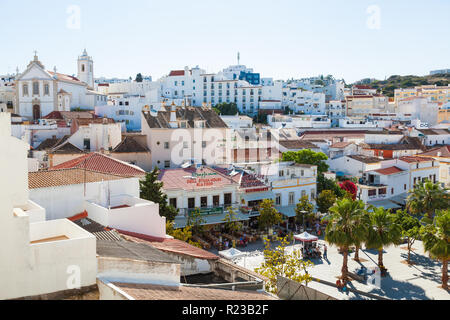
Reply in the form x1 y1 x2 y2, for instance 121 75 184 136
29 178 139 220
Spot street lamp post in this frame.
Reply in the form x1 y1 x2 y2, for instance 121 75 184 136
300 210 307 232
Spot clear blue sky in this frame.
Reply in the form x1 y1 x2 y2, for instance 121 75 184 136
1 0 449 83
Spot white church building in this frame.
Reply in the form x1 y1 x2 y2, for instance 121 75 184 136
15 50 107 120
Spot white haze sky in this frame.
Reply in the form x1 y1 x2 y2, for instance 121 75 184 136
1 0 449 83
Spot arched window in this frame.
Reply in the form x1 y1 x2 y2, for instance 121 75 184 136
82 64 85 72
23 84 28 96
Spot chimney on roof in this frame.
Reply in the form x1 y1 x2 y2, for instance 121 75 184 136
169 102 178 128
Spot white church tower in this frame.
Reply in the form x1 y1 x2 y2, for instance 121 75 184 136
77 49 94 88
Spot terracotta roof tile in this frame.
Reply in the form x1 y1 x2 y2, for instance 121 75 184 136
120 231 219 261
347 155 383 164
51 152 145 177
279 140 318 150
419 145 450 157
399 156 433 163
35 138 60 151
168 70 186 77
112 136 149 153
44 111 97 120
158 166 238 191
28 168 129 189
50 142 84 154
330 141 353 149
373 166 404 175
48 71 85 85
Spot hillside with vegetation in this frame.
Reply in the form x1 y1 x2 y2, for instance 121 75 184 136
354 73 450 97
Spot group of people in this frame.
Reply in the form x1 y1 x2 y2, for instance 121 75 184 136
238 235 249 247
216 235 249 250
302 242 327 259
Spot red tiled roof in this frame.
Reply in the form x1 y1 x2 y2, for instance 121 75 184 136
48 71 85 85
330 141 353 149
354 85 373 89
158 166 238 191
28 168 128 189
44 111 97 120
279 140 318 150
168 70 185 77
120 231 219 260
419 145 450 158
51 152 145 177
74 118 115 126
399 156 433 163
68 211 88 221
373 166 404 175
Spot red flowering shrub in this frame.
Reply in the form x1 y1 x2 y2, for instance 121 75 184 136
339 180 357 200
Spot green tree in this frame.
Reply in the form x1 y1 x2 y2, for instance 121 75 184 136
222 207 242 236
420 209 449 290
316 190 337 214
258 199 283 232
253 113 268 124
254 236 313 294
393 210 421 265
140 167 178 221
166 221 202 248
282 149 329 174
323 198 367 280
135 73 143 82
317 174 346 198
186 207 206 235
406 180 449 219
366 207 402 274
295 195 314 227
213 102 238 115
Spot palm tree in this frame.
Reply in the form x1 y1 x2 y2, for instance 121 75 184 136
354 209 371 262
406 180 448 219
366 207 402 274
323 198 367 280
421 209 449 290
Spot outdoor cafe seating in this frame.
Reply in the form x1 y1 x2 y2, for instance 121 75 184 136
294 232 322 259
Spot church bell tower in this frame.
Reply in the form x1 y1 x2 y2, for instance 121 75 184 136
77 49 94 88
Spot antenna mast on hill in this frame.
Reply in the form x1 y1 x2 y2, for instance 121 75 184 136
237 52 240 65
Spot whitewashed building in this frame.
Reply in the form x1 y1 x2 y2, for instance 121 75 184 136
397 97 439 127
0 112 96 300
282 88 326 115
357 156 440 208
14 51 107 120
267 114 331 129
259 162 318 217
220 113 253 129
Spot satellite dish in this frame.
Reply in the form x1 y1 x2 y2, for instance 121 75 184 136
229 170 239 177
150 105 158 117
181 161 192 169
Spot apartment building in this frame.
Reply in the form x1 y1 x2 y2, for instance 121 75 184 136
394 85 450 106
357 156 440 208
